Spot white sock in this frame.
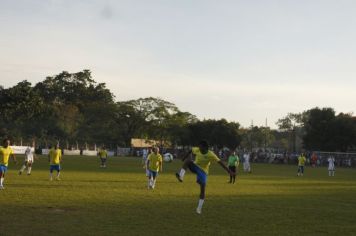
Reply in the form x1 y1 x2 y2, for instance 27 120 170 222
197 199 204 210
179 169 186 178
0 177 4 186
27 167 32 174
20 165 26 172
56 172 60 178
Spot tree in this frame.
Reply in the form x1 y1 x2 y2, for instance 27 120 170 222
276 113 305 152
188 119 241 149
303 108 356 151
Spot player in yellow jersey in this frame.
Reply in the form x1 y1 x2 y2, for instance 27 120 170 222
175 140 232 214
146 147 163 189
0 139 17 189
98 146 108 168
48 144 62 181
297 153 306 176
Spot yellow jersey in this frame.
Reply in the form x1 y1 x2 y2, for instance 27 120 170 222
0 146 14 167
98 149 108 158
147 153 162 172
298 156 306 166
192 147 220 174
49 148 62 165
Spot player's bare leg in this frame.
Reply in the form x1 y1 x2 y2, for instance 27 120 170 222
196 183 206 214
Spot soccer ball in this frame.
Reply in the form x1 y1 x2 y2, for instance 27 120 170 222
163 153 173 162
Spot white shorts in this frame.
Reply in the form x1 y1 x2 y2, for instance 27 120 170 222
25 158 34 163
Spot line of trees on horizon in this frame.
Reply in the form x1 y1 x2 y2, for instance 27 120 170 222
1 70 356 152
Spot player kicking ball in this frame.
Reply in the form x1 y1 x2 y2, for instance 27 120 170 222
0 139 17 190
146 147 163 189
48 144 62 181
19 142 36 176
175 140 232 214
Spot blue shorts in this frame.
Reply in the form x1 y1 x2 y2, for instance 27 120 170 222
189 163 207 185
0 165 8 173
148 170 158 178
50 165 61 172
298 165 304 173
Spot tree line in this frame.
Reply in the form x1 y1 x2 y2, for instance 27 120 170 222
1 70 355 152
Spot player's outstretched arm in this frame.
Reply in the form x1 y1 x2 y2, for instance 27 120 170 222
181 150 192 162
12 153 17 165
218 160 233 175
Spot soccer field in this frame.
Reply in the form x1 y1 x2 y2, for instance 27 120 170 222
1 156 356 236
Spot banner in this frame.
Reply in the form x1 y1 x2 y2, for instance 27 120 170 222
63 150 81 155
10 146 34 154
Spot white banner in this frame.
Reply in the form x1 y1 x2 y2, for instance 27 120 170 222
83 150 97 156
42 149 50 155
10 146 34 154
63 150 81 156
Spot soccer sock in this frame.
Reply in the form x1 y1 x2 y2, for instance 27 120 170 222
27 167 32 174
20 165 26 172
197 199 204 210
147 179 151 187
57 172 61 178
0 177 4 186
179 169 186 179
49 173 53 180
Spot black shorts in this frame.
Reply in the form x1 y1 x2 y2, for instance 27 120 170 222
228 166 236 173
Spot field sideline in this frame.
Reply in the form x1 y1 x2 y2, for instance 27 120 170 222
1 155 356 236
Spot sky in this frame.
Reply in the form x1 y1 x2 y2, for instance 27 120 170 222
1 0 356 128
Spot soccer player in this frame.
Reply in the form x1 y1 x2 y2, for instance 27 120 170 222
19 142 36 175
297 153 306 176
146 147 162 189
98 146 108 168
228 151 239 184
328 156 335 177
0 139 17 189
243 152 251 173
175 140 232 214
48 144 62 181
311 152 318 168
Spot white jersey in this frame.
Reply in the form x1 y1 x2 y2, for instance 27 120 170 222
243 154 250 163
328 157 335 171
25 147 35 162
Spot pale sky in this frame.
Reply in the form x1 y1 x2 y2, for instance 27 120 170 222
1 0 356 128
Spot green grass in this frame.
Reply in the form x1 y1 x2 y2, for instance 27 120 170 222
1 156 356 236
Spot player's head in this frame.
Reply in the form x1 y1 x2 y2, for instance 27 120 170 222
152 146 159 154
55 143 60 149
3 138 10 147
198 140 209 154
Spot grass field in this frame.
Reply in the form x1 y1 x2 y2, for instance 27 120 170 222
1 155 356 236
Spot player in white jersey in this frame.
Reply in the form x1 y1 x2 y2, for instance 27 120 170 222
243 152 251 173
19 143 36 175
142 148 151 177
327 156 335 177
